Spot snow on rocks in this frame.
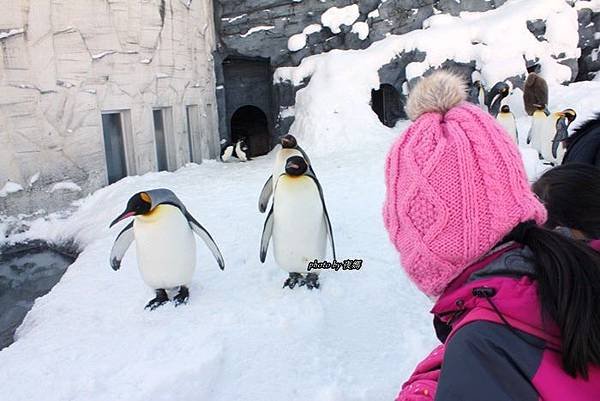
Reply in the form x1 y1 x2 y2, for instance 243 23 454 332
0 181 24 197
351 22 370 40
275 0 582 152
240 25 275 38
288 24 323 52
321 4 360 34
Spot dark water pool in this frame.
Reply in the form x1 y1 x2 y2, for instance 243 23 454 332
0 241 77 349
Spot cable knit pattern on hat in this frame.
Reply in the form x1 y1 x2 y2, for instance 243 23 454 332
383 70 547 296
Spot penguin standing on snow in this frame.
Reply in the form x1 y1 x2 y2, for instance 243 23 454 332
496 105 519 144
109 189 225 310
258 134 314 213
486 81 511 117
469 80 487 111
540 109 577 165
523 72 549 116
260 156 335 289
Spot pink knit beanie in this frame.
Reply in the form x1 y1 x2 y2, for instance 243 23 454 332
383 70 547 296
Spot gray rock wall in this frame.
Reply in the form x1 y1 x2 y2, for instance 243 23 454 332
0 0 219 216
213 0 514 140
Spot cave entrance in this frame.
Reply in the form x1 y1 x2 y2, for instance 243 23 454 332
371 84 402 128
230 105 270 157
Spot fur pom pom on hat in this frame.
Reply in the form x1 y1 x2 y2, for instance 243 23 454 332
405 70 468 121
383 70 547 296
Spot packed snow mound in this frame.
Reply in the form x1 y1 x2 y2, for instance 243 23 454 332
275 0 584 153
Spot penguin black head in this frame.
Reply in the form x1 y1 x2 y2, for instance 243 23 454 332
562 108 577 125
110 192 153 227
500 105 511 113
285 156 308 176
281 135 298 149
488 82 511 116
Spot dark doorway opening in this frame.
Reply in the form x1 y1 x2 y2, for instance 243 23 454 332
230 105 270 157
101 112 128 184
371 84 402 128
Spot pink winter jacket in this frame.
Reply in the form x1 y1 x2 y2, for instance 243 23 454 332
397 242 600 401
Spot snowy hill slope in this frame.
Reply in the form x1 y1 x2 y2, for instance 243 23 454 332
0 129 439 401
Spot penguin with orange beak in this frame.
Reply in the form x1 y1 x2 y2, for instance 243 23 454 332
109 189 224 310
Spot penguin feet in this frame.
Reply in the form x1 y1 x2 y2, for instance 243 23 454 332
145 289 169 310
283 273 303 289
173 286 189 307
303 273 320 290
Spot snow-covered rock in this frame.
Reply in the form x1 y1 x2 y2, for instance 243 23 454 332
321 5 360 34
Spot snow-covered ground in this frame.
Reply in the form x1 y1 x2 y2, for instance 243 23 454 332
0 127 442 401
2 0 600 398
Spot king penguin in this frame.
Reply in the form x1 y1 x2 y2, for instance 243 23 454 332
486 81 511 117
469 80 487 111
258 134 314 213
109 189 225 310
260 156 335 289
496 105 519 144
540 109 577 165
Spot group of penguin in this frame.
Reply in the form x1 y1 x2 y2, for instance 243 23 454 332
109 134 334 310
475 72 577 165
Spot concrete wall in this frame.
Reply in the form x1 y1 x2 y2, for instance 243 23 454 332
0 0 219 216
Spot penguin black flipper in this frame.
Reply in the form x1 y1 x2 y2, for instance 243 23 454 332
260 206 274 263
110 221 134 271
185 212 225 270
258 175 273 213
307 174 336 260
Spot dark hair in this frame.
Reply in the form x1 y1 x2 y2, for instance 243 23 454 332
532 163 600 239
504 221 600 378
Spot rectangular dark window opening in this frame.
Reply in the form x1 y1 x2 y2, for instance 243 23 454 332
153 109 168 171
101 113 128 184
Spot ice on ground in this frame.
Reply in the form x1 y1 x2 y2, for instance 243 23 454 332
288 33 307 52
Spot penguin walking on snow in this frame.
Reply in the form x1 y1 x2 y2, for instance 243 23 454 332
109 189 225 310
260 156 335 289
496 105 519 144
258 134 314 213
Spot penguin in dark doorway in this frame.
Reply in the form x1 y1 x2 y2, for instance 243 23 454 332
109 189 225 310
220 137 250 162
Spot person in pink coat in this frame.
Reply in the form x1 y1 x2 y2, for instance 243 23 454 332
383 70 600 401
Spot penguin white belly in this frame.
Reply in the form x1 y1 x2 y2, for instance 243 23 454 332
273 148 302 189
235 142 248 162
272 176 327 273
497 115 518 144
134 205 196 289
529 114 547 154
540 118 558 163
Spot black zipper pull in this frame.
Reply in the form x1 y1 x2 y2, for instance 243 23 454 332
472 287 497 298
